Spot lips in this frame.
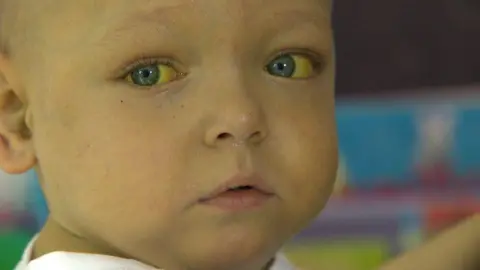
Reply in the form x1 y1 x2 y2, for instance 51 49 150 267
228 185 254 191
199 174 274 201
198 174 274 211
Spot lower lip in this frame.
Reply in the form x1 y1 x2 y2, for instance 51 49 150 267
200 189 273 211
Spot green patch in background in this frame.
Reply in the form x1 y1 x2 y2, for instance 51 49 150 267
285 239 389 270
0 230 31 270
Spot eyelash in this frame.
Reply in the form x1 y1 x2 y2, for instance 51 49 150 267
117 48 326 80
267 49 325 71
118 58 177 78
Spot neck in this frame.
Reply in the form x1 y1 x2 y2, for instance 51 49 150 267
33 217 122 259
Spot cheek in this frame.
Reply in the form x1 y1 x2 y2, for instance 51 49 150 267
265 96 337 219
287 118 337 204
32 98 192 232
287 126 337 227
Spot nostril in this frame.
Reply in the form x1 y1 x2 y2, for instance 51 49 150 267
217 132 232 140
214 131 265 143
249 131 265 143
251 131 262 138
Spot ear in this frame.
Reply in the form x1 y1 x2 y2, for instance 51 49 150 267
0 53 36 174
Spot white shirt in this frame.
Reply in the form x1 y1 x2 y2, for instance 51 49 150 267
14 237 295 270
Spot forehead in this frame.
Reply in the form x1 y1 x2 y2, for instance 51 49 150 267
7 0 333 82
19 0 330 47
33 0 331 17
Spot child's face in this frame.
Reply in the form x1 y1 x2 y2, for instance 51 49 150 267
2 0 336 269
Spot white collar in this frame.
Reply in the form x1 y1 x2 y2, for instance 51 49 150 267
15 236 295 270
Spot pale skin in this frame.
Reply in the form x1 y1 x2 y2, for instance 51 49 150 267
0 1 478 270
0 0 337 270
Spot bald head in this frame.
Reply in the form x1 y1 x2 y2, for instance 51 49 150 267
0 0 48 56
0 0 24 55
0 0 8 53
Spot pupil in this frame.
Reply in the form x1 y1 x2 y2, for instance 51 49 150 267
267 55 295 77
276 63 286 71
141 69 152 78
131 65 160 86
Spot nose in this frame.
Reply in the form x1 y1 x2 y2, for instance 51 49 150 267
204 94 268 147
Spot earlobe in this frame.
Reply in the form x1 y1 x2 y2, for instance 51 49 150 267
0 53 36 174
0 132 35 174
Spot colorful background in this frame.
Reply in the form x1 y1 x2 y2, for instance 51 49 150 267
284 96 480 269
1 93 480 269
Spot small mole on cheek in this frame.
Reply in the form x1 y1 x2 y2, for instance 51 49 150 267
120 100 124 103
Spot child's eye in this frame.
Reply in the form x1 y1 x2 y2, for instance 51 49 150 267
125 63 180 87
265 53 319 79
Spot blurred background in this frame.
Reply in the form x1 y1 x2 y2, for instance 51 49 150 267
0 0 479 269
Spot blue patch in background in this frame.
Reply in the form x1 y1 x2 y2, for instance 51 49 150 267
28 170 48 230
452 108 480 175
336 104 418 188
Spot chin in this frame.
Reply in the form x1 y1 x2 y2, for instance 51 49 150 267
180 229 282 270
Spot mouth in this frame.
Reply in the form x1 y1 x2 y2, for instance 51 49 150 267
226 185 255 191
199 175 274 211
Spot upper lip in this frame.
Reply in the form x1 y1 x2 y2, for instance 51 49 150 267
199 173 274 201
